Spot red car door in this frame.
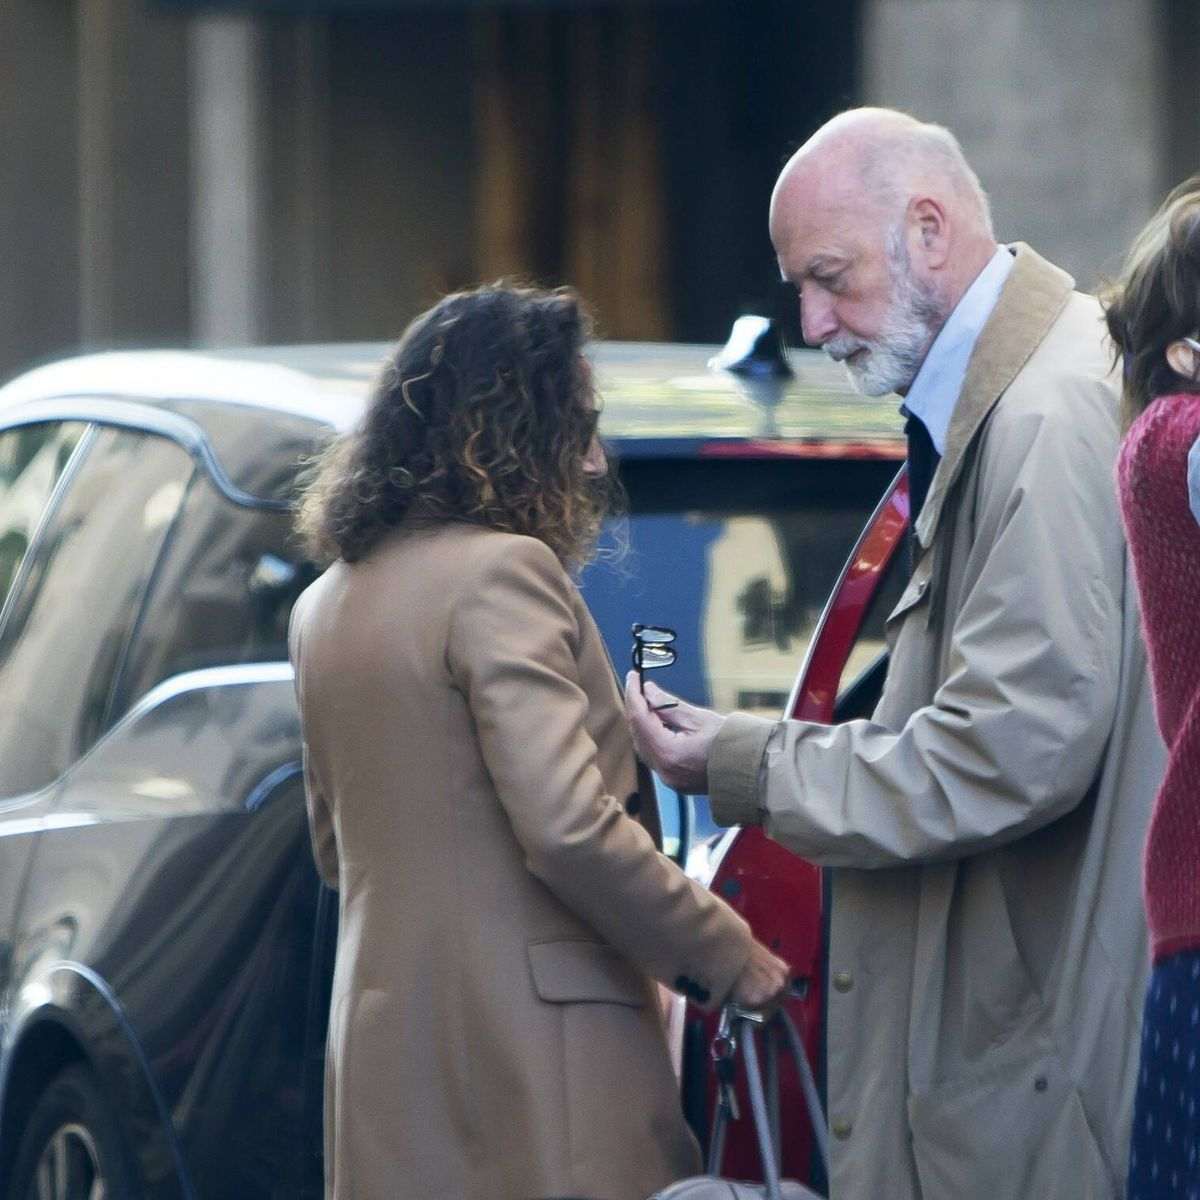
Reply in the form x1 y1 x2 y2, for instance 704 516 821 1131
687 467 910 1189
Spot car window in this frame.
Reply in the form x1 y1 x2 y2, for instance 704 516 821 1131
0 427 194 799
0 423 86 611
155 397 329 506
112 473 317 718
580 455 897 841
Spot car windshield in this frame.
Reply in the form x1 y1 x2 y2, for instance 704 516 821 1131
579 454 898 843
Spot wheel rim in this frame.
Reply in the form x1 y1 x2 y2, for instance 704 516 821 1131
27 1122 106 1200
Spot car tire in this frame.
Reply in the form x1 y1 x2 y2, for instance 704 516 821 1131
8 1063 141 1200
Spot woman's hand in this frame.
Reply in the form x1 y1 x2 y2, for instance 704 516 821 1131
729 940 791 1011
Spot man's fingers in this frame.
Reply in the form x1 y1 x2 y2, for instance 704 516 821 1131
624 671 674 762
641 678 681 708
624 672 717 793
624 672 690 723
641 680 695 730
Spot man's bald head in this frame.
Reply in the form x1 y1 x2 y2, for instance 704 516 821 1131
770 108 999 395
772 108 993 243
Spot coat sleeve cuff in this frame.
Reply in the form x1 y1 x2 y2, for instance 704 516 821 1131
700 911 757 1010
709 712 776 828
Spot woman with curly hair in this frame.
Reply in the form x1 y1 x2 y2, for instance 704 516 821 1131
1105 179 1200 1200
289 284 788 1200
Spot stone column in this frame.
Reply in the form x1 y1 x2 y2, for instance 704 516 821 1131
0 0 79 378
78 0 191 346
188 12 266 346
860 0 1167 289
262 18 332 343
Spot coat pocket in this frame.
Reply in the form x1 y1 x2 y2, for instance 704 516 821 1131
907 1048 1114 1200
527 938 647 1007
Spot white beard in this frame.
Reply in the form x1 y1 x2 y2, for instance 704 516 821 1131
825 228 948 397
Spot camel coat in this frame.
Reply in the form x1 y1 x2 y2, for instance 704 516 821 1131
289 522 754 1200
710 245 1166 1199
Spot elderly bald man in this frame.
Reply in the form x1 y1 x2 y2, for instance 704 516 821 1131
627 108 1163 1198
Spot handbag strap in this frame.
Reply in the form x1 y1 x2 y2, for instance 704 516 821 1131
740 1016 784 1200
772 1008 829 1172
706 1006 829 1194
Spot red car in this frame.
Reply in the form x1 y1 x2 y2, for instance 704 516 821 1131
676 467 909 1191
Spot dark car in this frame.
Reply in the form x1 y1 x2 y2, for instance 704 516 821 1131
0 333 904 1199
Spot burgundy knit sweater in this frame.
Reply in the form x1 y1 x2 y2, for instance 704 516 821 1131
1117 391 1200 963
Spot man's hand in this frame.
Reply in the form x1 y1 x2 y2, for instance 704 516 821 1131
730 940 791 1011
624 671 725 794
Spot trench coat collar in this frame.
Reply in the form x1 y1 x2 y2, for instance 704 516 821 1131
914 243 1075 549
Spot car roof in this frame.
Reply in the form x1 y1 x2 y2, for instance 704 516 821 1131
0 340 904 467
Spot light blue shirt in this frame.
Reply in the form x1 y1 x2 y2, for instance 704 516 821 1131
902 246 1015 454
1189 434 1200 527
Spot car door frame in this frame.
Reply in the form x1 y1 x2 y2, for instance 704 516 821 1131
683 467 910 1189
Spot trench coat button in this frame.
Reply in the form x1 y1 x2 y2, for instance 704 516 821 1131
675 975 691 994
832 1117 853 1140
625 792 642 816
832 971 854 993
1034 1076 1048 1093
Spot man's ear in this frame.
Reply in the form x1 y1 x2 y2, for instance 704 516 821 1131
1166 339 1200 381
908 196 950 269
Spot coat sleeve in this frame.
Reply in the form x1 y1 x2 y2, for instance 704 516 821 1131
447 535 754 1005
289 593 340 889
711 372 1127 869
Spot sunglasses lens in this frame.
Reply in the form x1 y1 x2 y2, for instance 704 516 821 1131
639 644 676 667
633 625 675 644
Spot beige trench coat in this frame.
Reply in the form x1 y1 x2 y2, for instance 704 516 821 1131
289 522 754 1200
710 245 1166 1200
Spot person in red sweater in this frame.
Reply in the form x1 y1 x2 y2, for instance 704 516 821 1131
1105 175 1200 1200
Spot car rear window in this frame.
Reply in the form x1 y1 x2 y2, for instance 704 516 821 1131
579 454 898 838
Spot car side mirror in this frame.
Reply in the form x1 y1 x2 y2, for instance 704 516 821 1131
708 316 793 440
708 315 793 378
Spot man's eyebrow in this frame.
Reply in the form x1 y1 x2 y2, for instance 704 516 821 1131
781 254 850 283
805 255 849 276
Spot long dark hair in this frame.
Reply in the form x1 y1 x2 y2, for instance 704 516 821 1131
296 284 620 569
1103 175 1200 429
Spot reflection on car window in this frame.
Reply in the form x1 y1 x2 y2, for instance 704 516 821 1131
0 428 194 799
0 423 85 611
580 456 896 838
155 397 330 506
835 541 907 702
114 473 317 717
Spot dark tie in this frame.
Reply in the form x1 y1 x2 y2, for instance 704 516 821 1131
905 412 940 570
905 411 940 527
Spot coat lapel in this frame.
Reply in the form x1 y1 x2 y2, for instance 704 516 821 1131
914 243 1076 549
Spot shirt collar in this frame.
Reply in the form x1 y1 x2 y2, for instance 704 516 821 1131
902 245 1015 454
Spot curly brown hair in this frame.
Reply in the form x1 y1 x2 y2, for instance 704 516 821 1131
296 284 621 569
1103 175 1200 430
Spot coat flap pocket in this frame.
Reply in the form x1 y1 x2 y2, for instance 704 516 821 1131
527 939 647 1007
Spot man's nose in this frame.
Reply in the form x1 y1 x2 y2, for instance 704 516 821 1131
799 286 838 347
